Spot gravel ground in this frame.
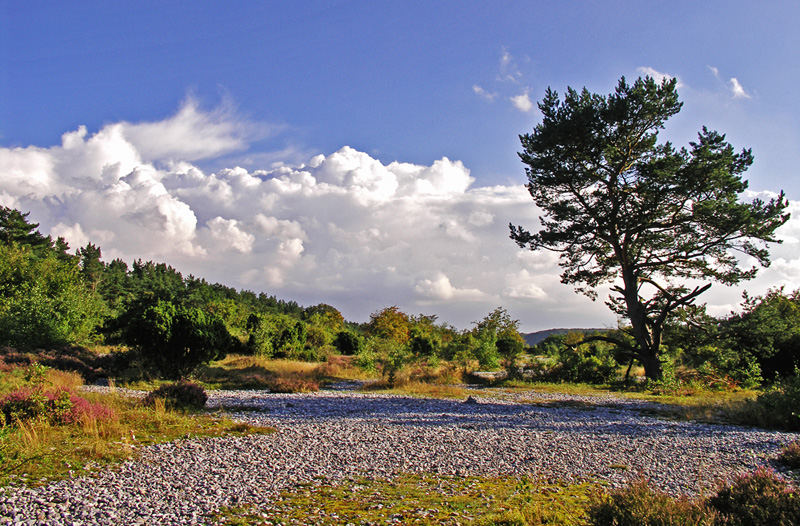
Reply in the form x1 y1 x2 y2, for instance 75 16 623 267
1 388 797 525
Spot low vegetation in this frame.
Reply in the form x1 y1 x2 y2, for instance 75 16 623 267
212 469 800 526
0 364 273 488
211 474 599 525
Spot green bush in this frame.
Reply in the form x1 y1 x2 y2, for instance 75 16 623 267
143 381 208 410
0 244 106 349
550 342 619 384
108 299 236 379
333 331 362 355
708 468 800 526
246 313 310 359
731 374 800 430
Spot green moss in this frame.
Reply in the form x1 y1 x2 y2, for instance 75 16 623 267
211 474 598 525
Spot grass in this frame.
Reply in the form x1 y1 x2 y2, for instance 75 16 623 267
211 470 800 526
496 378 762 425
0 366 275 488
210 473 599 525
182 354 372 392
362 380 472 399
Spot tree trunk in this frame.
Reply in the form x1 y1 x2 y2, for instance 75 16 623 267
639 351 663 382
621 266 663 381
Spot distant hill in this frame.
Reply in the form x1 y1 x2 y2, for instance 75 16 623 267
522 328 607 347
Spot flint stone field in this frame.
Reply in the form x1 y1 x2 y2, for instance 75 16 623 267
1 387 795 525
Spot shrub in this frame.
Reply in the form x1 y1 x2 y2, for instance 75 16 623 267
778 441 800 470
143 381 208 410
588 478 715 525
731 374 800 430
333 330 361 355
707 467 800 525
0 387 48 426
107 299 236 379
549 343 619 384
0 387 114 426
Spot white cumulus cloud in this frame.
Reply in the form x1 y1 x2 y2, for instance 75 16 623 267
510 90 533 112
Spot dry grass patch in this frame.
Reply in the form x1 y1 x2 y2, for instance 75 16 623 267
361 379 471 399
193 354 375 392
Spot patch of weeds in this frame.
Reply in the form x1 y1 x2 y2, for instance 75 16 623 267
210 474 597 525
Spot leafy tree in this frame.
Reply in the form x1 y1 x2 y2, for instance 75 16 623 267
408 333 437 358
77 242 104 288
333 330 362 355
721 288 800 381
469 307 525 369
0 207 53 255
0 243 105 348
366 306 411 344
496 334 525 378
109 299 234 379
275 320 308 359
98 258 132 313
510 76 789 380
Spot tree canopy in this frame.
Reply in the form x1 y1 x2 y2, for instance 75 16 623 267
510 76 789 380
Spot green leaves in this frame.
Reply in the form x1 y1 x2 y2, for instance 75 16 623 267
511 74 789 380
111 299 236 379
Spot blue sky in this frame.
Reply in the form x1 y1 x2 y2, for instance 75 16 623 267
2 2 799 330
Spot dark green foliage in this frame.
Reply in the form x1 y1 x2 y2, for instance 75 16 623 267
409 334 437 358
108 300 235 379
142 381 208 410
708 468 800 526
511 76 789 380
734 374 800 430
541 334 620 384
275 321 308 359
334 331 362 355
721 289 800 381
496 334 525 378
589 479 715 525
0 207 55 256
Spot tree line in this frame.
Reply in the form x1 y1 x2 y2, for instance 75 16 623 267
0 206 525 380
